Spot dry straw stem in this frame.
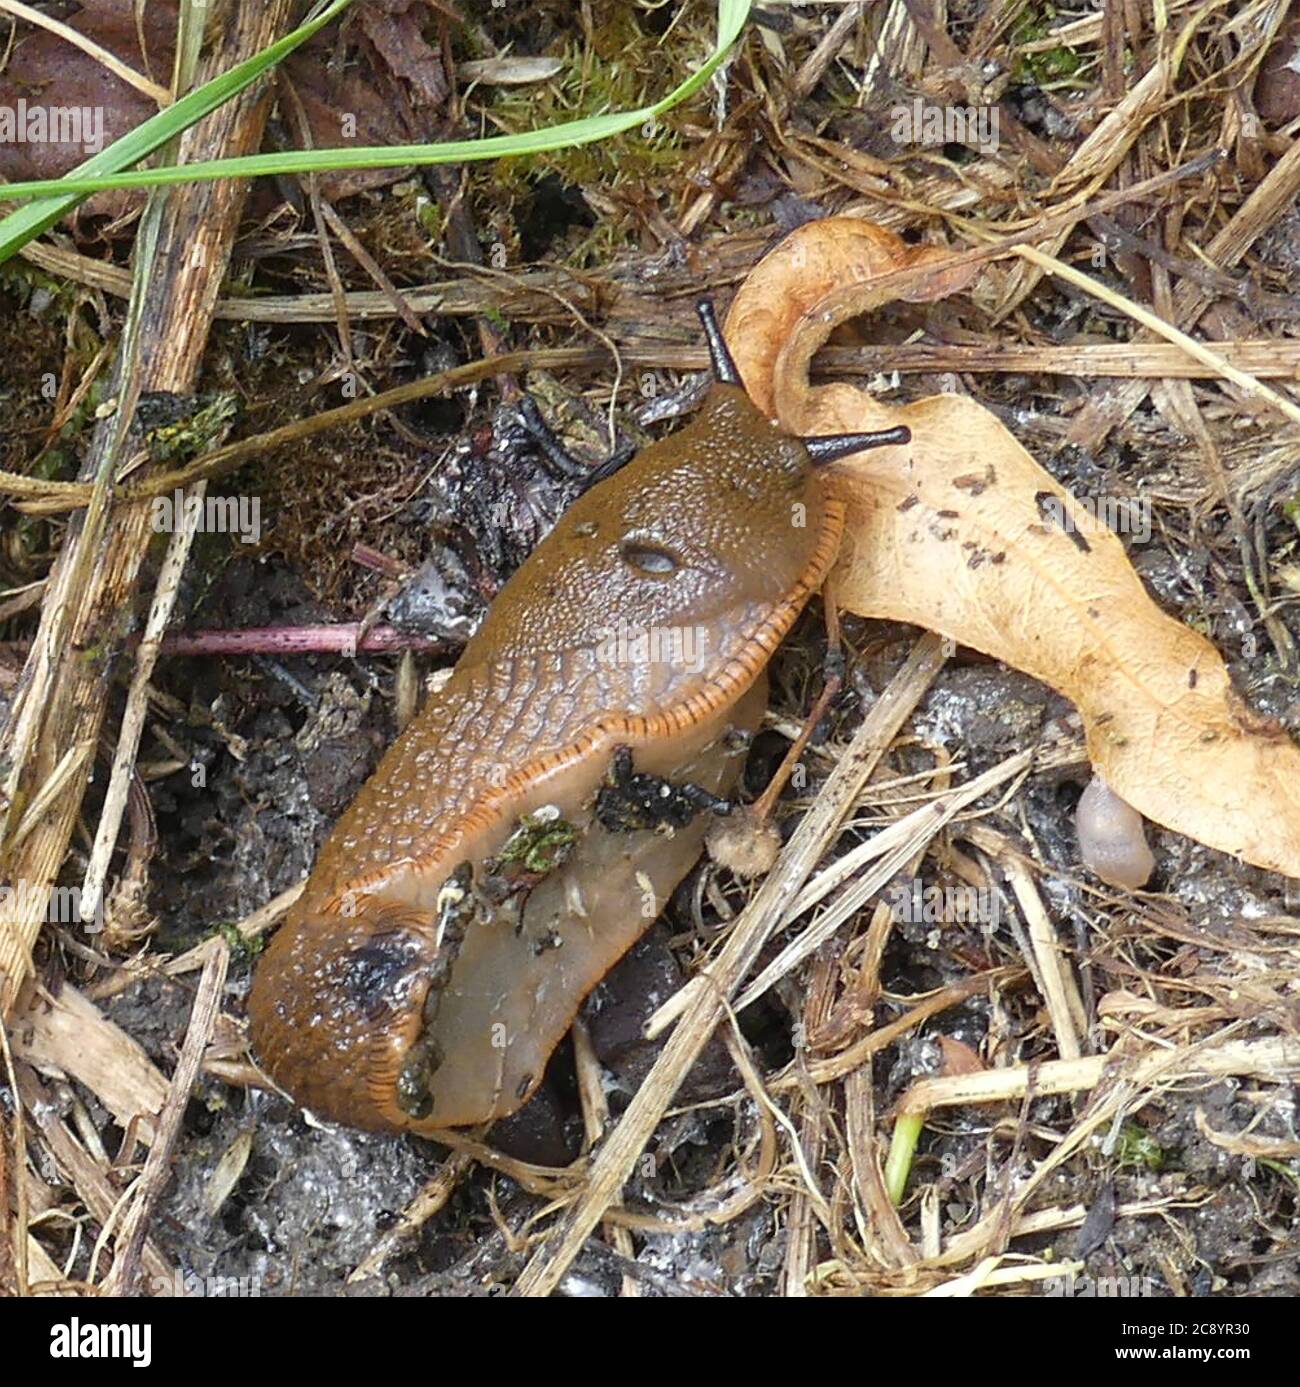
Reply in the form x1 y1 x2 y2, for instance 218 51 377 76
993 846 1086 1062
0 347 614 512
993 50 1174 315
895 1034 1300 1118
1066 138 1300 446
780 946 840 1295
813 1192 1202 1296
844 1063 914 1269
0 0 297 1020
8 328 1300 515
821 339 1300 380
879 1033 1300 1276
4 740 93 853
786 968 1025 1093
105 943 228 1295
733 747 1037 1018
80 476 213 926
85 882 303 1005
14 1064 172 1291
13 981 168 1138
1012 242 1300 431
1194 1109 1300 1160
0 1002 27 1294
347 1151 478 1285
650 741 1040 1035
571 1017 641 1296
922 1256 1084 1298
6 143 1214 326
652 721 1085 1038
1015 0 1196 52
511 633 950 1298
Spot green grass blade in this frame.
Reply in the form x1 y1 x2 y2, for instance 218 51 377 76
0 1 750 211
885 1113 925 1205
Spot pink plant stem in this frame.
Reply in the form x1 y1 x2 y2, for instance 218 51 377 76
159 624 448 657
350 543 412 580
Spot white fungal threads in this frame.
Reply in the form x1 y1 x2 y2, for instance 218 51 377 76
1075 773 1155 889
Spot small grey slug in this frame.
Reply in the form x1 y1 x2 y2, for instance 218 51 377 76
1076 772 1156 890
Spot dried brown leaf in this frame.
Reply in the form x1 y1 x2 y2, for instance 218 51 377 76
727 218 1300 879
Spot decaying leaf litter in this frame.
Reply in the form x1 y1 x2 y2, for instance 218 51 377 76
2 0 1300 1298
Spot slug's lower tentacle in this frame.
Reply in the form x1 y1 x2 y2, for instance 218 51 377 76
516 395 589 482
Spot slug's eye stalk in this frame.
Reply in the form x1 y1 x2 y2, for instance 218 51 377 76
696 300 742 387
802 425 911 466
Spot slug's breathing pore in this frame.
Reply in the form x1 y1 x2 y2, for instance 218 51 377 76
1075 772 1156 890
247 301 911 1134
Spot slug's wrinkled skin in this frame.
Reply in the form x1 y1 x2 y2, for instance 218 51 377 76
248 383 848 1132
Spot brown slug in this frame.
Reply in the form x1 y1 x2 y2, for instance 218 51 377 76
247 304 909 1133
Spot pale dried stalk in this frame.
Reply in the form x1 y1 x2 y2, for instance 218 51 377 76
4 740 93 853
729 749 1037 1019
1015 0 1193 51
571 1017 639 1297
923 1256 1084 1297
844 1066 915 1271
997 851 1085 1062
12 982 167 1140
901 1034 1300 1272
648 742 1037 1037
1014 242 1300 429
81 481 208 924
106 942 227 1295
793 1 867 97
510 633 950 1298
897 1034 1300 1116
346 1150 477 1285
25 1236 64 1293
85 882 302 1003
781 947 839 1296
813 1191 1200 1292
15 1065 173 1288
792 969 1023 1091
1066 137 1300 445
0 1007 27 1295
996 55 1172 314
0 0 295 1018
